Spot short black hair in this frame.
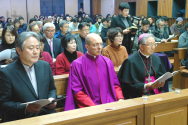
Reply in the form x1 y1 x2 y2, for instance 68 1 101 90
13 19 20 24
84 17 92 23
72 17 78 23
102 18 107 23
58 18 63 24
61 34 76 49
18 17 24 20
147 16 152 19
142 20 150 26
119 2 130 11
78 22 90 30
29 18 37 24
2 26 18 45
107 27 123 43
161 16 169 21
106 18 111 22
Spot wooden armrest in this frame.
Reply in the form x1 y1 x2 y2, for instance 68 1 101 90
173 48 187 51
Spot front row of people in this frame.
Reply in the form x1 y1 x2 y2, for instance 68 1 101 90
0 31 166 122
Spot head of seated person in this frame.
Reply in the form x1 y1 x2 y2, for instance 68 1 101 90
29 18 37 24
58 18 63 25
141 20 150 33
61 34 77 55
107 27 123 46
18 17 24 26
138 33 156 56
66 16 71 22
85 33 103 56
13 19 20 30
147 16 153 26
7 22 14 28
72 18 78 27
175 17 183 27
155 18 165 33
15 32 40 67
101 18 107 26
106 18 112 28
36 21 43 32
0 26 18 64
78 22 90 39
59 20 69 35
29 22 40 34
161 16 169 26
43 23 55 39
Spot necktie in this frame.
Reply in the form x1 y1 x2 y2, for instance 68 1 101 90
49 40 53 52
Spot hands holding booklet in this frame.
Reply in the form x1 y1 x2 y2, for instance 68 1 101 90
21 96 66 114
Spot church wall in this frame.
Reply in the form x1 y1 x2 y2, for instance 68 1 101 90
101 0 115 18
65 0 78 17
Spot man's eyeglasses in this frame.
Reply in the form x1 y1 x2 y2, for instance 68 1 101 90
45 30 55 33
142 43 157 47
90 43 103 47
82 29 90 32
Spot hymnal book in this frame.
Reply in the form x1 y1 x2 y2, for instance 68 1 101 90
151 70 180 85
167 34 178 42
128 26 138 32
21 96 66 107
0 48 18 61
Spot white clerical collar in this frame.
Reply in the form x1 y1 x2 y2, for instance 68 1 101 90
87 51 97 59
139 50 150 58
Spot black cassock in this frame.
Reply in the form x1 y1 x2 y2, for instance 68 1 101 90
117 51 166 99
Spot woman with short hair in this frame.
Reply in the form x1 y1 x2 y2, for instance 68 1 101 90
55 34 83 75
102 27 128 68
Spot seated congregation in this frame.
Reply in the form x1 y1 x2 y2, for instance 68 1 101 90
0 1 187 123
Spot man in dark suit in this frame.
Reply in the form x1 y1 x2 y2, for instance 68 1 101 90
0 32 57 122
43 23 64 58
111 2 133 54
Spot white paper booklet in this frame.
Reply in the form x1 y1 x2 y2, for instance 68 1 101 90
152 70 180 84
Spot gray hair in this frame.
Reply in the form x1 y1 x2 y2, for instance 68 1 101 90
29 22 39 31
15 32 40 51
43 22 55 30
36 21 43 25
156 18 164 26
59 20 68 27
138 34 154 47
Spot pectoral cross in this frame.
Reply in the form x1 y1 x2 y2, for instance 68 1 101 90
146 76 152 82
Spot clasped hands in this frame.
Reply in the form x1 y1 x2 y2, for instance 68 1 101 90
26 98 57 114
146 81 165 90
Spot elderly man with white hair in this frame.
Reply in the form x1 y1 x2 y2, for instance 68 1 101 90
118 33 166 99
43 22 64 58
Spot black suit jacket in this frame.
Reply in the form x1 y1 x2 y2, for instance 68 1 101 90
0 59 56 122
43 37 64 58
111 14 132 54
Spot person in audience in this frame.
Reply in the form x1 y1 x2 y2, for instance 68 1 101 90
132 20 161 53
0 26 18 64
101 18 111 47
0 27 3 44
98 18 107 32
112 14 117 18
170 17 184 34
19 17 27 31
28 22 40 34
68 17 79 31
29 18 37 24
66 16 71 24
178 22 188 48
39 36 55 75
118 33 166 99
78 8 84 17
14 19 23 34
85 18 98 34
34 15 38 20
54 18 63 32
36 21 43 32
102 27 128 68
64 33 124 111
4 18 12 27
7 22 14 28
75 22 90 54
0 32 57 122
54 20 70 39
43 23 64 58
147 16 155 31
94 16 102 31
0 16 6 27
161 16 172 35
106 14 111 18
39 17 44 22
152 18 169 43
55 34 83 75
111 2 133 54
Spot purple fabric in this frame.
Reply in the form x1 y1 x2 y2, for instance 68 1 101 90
153 53 172 92
64 53 120 111
138 33 149 43
145 76 162 94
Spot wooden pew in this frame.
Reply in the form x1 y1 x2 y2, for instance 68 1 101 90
53 74 69 112
154 42 178 53
134 88 188 125
172 48 187 90
71 31 79 35
1 99 144 125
